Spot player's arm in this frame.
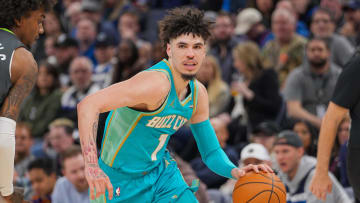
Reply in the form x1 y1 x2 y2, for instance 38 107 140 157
0 48 38 198
310 102 348 201
189 82 272 179
77 71 169 200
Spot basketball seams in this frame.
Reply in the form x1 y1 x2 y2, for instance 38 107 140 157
234 182 286 196
245 190 273 203
267 173 274 203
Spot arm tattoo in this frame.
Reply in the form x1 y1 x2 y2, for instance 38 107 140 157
0 69 37 120
81 113 100 166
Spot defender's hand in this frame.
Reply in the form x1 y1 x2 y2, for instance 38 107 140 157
85 164 113 200
231 164 273 179
310 171 332 201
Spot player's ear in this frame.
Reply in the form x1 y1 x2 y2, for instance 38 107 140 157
14 18 22 27
166 43 171 58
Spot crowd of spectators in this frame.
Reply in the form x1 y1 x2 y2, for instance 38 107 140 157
15 0 359 202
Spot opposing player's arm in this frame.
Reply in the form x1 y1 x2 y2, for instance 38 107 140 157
0 48 38 120
0 47 37 198
77 71 170 200
310 102 348 200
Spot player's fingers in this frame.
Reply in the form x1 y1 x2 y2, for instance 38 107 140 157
94 181 103 199
258 164 271 173
320 191 327 201
105 177 114 200
263 164 274 173
327 183 332 193
250 164 259 173
89 181 95 200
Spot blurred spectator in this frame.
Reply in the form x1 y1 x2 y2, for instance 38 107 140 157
292 119 318 157
93 32 117 88
48 118 75 156
60 57 100 123
209 12 239 85
151 40 166 65
310 7 355 68
191 117 238 189
220 143 271 196
263 8 307 88
101 0 128 22
276 0 310 38
117 11 151 49
44 36 57 60
14 123 35 179
75 18 98 65
47 118 75 175
65 2 82 33
274 130 351 203
251 121 279 152
79 0 118 43
196 55 231 117
19 61 62 139
111 39 141 84
33 11 64 62
52 146 89 203
321 0 345 28
232 42 282 128
28 158 57 203
340 1 360 46
234 8 271 48
289 0 318 27
173 154 210 203
283 37 341 129
247 0 278 28
54 34 80 87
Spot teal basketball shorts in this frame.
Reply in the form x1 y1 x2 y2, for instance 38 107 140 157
92 151 198 203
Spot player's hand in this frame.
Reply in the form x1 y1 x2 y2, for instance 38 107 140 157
231 164 273 179
310 171 332 201
85 164 113 200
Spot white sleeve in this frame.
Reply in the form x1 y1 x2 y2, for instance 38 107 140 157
0 117 16 196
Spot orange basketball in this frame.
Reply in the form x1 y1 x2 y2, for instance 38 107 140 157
233 171 286 203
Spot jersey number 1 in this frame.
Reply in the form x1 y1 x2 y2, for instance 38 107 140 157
151 134 169 161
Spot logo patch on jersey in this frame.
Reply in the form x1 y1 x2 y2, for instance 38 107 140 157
169 99 175 107
116 187 120 196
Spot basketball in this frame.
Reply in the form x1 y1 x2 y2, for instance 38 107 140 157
233 171 286 203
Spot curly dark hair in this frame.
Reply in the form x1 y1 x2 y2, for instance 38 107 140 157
0 0 56 29
158 7 213 49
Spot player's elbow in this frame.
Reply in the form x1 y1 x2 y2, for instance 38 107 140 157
77 96 92 114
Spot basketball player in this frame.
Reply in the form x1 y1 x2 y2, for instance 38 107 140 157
0 1 54 202
310 50 360 202
78 7 273 202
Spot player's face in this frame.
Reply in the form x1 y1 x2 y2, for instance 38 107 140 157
63 154 88 192
28 169 56 198
166 34 206 81
18 8 45 47
274 145 303 175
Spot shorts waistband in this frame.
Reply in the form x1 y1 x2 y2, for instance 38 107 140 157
98 158 157 180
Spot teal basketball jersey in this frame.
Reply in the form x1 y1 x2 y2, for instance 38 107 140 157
99 59 199 173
